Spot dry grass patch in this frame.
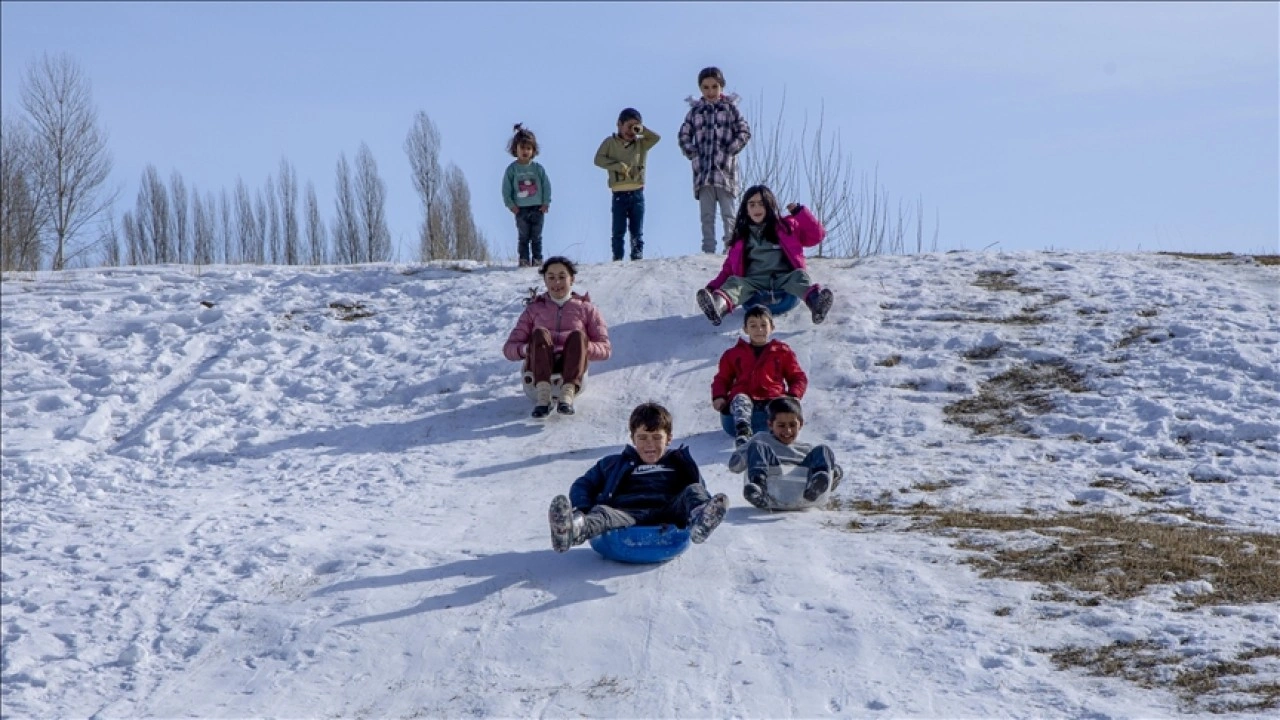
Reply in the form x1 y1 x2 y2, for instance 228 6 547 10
329 300 376 321
1255 255 1280 266
875 354 903 367
1043 640 1280 713
943 359 1088 437
974 269 1041 294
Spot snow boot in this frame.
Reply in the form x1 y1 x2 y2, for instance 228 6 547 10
557 384 576 415
549 495 584 552
531 381 553 419
804 470 831 502
805 287 834 325
734 420 753 448
689 493 729 544
696 288 729 326
743 482 769 509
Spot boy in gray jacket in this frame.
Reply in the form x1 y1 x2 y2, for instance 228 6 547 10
728 397 843 509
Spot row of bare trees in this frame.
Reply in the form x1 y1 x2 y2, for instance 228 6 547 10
739 90 939 258
2 52 489 272
2 53 116 272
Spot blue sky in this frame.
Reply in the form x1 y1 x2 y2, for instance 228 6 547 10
2 1 1276 265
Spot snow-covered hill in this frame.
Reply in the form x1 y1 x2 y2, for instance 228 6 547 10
2 251 1277 718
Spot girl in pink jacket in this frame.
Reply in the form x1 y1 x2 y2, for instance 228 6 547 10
504 257 612 418
696 185 835 327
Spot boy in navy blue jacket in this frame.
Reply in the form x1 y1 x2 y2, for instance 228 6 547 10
549 402 729 552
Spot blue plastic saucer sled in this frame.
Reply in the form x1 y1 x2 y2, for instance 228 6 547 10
589 525 691 564
742 288 800 317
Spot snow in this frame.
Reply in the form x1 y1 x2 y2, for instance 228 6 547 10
2 251 1278 719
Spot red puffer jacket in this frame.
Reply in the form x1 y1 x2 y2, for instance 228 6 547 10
711 338 807 402
503 292 612 362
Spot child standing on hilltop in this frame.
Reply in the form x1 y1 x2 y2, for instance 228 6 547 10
502 124 551 267
679 66 751 254
594 108 660 262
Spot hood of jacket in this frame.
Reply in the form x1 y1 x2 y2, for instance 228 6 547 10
684 91 741 108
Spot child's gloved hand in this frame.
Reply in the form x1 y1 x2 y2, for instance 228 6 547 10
786 203 799 214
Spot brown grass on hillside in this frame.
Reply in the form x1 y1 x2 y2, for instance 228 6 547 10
943 360 1088 437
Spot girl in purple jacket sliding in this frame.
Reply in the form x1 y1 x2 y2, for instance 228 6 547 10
696 185 836 327
504 257 612 418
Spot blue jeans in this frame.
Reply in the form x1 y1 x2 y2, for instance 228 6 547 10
611 189 645 261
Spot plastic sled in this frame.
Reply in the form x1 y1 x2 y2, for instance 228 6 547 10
742 288 801 317
589 524 691 564
522 368 588 402
755 465 831 511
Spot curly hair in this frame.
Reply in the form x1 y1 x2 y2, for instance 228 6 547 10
507 123 539 157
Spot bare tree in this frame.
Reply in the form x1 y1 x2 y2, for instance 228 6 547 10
405 111 446 261
137 164 171 264
305 181 326 266
254 187 269 265
192 188 215 266
218 188 233 264
234 177 258 264
355 143 391 263
20 52 116 270
278 157 299 265
739 88 936 258
100 210 121 267
121 210 142 265
443 163 489 261
1 116 44 271
332 153 360 264
170 170 189 264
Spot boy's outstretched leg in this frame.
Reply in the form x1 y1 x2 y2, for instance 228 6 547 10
689 493 729 544
803 471 831 502
549 495 584 552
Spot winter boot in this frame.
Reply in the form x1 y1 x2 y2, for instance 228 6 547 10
696 288 729 326
734 420 753 448
549 495 585 552
557 383 577 415
804 470 832 502
805 287 835 325
743 482 769 509
689 493 729 544
531 381 553 419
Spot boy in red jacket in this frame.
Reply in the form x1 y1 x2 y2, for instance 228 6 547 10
710 306 807 447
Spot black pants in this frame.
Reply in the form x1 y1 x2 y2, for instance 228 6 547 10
580 484 712 539
515 206 544 264
610 189 644 261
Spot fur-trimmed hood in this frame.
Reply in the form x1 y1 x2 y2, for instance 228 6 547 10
684 92 742 108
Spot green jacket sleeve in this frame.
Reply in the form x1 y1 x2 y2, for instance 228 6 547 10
638 126 661 151
594 137 625 171
501 164 516 209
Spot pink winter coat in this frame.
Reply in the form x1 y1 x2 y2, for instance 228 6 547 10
503 292 612 362
706 207 825 291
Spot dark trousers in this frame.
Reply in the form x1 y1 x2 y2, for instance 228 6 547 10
610 189 645 261
515 206 545 265
527 328 588 389
581 484 713 539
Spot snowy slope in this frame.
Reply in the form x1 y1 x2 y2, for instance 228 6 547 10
2 251 1277 719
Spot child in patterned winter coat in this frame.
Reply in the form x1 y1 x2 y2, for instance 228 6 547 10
710 306 808 446
678 66 751 254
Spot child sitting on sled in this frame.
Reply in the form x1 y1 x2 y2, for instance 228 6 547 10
710 305 807 446
696 184 835 326
549 402 729 552
728 397 843 509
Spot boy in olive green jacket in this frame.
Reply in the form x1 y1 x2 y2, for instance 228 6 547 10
594 108 660 261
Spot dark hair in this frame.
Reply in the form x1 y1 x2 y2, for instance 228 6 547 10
630 402 673 436
697 66 726 88
507 123 539 157
617 107 642 125
539 255 576 277
767 396 803 423
743 305 774 328
728 185 783 248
